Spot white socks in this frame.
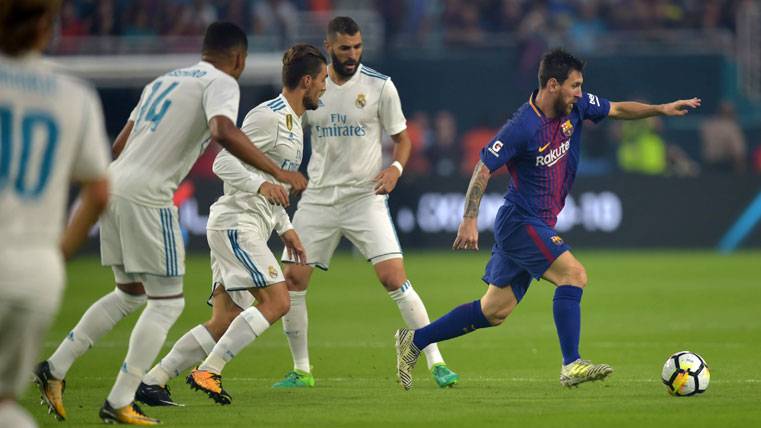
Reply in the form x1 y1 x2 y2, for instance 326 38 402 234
198 307 270 374
388 280 444 369
48 288 146 379
107 297 184 409
281 290 310 372
281 284 444 372
143 324 216 387
0 401 37 428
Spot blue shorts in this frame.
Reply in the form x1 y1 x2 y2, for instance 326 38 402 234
482 205 571 302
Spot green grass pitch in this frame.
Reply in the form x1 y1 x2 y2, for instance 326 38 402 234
21 250 761 427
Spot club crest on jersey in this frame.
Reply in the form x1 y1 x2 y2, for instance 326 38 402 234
286 114 293 131
551 236 564 245
355 93 366 108
561 120 573 137
268 266 279 279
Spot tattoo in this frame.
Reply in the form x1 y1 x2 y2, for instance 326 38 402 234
463 161 490 218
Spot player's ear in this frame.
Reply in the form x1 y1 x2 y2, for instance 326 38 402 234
232 49 244 72
548 78 559 92
236 51 246 72
301 74 313 90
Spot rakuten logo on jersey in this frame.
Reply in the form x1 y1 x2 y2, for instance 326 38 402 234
536 139 570 167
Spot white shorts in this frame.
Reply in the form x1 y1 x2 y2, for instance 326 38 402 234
207 228 285 309
282 193 402 270
100 195 185 277
0 247 62 397
0 300 55 397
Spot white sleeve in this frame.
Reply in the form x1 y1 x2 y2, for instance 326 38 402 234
378 79 407 136
212 149 267 194
273 206 294 235
240 107 279 153
71 87 111 181
128 85 147 122
204 75 240 124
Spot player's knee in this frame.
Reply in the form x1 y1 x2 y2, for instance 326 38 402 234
206 308 240 340
116 282 145 296
483 305 513 326
260 289 291 319
569 265 588 288
557 264 587 288
272 296 290 319
146 297 185 328
284 268 309 292
114 287 147 313
481 297 515 326
378 274 405 292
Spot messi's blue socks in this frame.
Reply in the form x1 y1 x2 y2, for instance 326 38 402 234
553 285 583 365
412 300 492 350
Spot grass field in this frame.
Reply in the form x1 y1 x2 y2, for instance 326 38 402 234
21 250 761 427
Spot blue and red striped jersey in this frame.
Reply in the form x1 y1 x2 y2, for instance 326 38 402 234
480 91 610 227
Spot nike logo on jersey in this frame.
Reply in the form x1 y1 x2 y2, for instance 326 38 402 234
538 142 551 153
536 139 570 167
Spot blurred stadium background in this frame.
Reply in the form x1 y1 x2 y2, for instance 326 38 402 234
48 0 761 254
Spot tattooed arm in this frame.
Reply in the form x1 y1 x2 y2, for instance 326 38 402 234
453 160 492 251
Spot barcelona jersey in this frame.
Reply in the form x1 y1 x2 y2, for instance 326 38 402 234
480 91 610 227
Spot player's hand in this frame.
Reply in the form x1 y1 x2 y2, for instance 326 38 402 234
661 98 701 116
278 170 308 194
281 229 307 265
452 218 479 251
374 166 401 195
258 182 289 207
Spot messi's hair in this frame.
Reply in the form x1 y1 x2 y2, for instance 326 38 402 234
538 48 585 88
327 16 360 37
0 0 60 56
282 44 327 90
202 22 248 55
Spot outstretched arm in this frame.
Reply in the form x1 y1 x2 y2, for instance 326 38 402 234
453 160 491 251
609 98 701 120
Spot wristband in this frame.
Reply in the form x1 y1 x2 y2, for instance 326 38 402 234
391 161 404 175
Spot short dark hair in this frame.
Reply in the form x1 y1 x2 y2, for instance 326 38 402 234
282 44 327 90
202 22 248 55
327 16 360 37
0 0 60 56
538 48 585 88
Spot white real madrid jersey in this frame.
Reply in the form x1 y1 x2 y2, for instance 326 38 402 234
207 94 303 236
303 64 406 203
109 61 240 207
0 54 110 249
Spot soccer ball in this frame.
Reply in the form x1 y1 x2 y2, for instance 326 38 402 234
661 351 710 396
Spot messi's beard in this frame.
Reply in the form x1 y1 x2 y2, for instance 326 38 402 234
554 97 572 117
330 50 360 78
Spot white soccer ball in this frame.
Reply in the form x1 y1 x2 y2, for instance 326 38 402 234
661 351 710 396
